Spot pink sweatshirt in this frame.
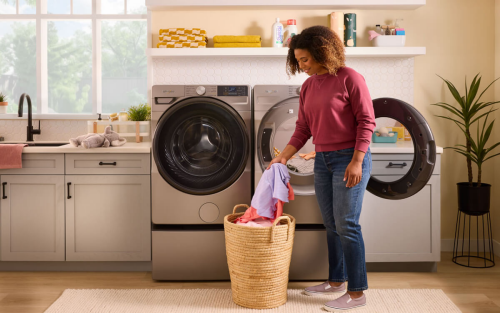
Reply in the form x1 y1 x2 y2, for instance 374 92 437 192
288 67 376 153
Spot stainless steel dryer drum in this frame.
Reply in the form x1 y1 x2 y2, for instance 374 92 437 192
151 85 252 281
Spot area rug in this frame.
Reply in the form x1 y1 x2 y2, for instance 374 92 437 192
44 289 462 313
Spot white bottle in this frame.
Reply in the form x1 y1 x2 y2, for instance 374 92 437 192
272 18 284 48
283 19 298 48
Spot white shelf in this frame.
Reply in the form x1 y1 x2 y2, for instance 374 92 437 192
147 47 426 58
147 0 425 11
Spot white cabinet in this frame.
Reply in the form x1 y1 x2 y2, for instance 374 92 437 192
65 175 151 261
0 175 65 261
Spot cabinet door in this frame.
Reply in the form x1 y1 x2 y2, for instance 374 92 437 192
65 175 151 261
360 175 440 262
0 175 65 261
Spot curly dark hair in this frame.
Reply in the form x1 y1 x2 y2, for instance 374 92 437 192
286 25 345 77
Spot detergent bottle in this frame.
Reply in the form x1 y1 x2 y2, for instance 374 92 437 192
283 19 297 48
272 18 284 47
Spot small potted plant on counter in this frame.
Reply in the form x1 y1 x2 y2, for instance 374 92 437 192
127 103 151 143
127 103 151 122
0 92 8 114
432 74 500 215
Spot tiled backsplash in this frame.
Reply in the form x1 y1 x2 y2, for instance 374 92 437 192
0 120 89 142
0 56 413 141
152 57 414 103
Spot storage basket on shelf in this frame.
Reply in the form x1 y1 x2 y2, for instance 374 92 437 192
224 204 296 309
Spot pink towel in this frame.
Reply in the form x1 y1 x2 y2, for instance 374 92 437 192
0 144 27 169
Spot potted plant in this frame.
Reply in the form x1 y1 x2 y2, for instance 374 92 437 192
127 103 151 143
432 74 500 215
0 92 8 114
127 103 151 121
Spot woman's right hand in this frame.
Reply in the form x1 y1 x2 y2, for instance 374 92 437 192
267 154 288 170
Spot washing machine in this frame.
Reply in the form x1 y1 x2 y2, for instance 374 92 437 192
253 85 437 280
151 85 251 280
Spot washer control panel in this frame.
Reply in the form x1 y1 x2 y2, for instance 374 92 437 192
217 86 248 96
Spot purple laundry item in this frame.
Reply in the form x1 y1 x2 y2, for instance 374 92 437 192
251 163 291 219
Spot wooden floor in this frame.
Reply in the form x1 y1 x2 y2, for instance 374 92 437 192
0 252 498 313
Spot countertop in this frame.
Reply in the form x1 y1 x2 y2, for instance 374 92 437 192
0 141 443 154
0 141 152 153
370 141 444 154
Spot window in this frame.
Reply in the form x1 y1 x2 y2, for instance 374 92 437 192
0 0 147 115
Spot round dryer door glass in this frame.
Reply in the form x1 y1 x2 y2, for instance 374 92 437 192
368 98 436 200
257 98 315 196
153 97 249 195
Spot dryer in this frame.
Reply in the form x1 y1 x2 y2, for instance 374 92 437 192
151 85 251 280
253 85 436 280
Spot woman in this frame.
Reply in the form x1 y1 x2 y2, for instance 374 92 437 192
267 25 376 311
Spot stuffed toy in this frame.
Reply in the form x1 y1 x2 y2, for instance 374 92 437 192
69 126 126 149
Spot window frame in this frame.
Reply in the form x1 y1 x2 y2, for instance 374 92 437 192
0 0 147 119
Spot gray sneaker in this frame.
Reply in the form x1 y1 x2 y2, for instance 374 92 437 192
303 281 346 296
323 293 366 311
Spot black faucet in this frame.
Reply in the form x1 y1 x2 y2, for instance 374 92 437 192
18 93 41 142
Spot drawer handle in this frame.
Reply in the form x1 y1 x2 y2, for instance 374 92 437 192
99 162 117 166
388 162 407 168
2 182 6 199
67 182 72 199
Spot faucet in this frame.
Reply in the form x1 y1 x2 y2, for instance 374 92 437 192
18 93 41 142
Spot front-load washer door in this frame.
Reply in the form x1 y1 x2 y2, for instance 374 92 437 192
367 97 436 200
153 97 249 195
257 97 315 196
257 97 436 201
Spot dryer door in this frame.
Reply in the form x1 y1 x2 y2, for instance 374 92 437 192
153 97 249 195
367 98 436 199
257 97 316 196
257 97 437 201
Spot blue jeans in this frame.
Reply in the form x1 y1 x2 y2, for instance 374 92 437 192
314 147 372 292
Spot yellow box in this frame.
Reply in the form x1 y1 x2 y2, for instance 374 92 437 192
389 127 404 141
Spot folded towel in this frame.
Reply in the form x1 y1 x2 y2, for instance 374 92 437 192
159 28 207 36
214 42 261 48
157 41 207 48
159 34 208 43
0 144 27 169
213 35 261 43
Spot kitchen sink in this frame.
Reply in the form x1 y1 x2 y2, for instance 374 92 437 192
0 142 68 147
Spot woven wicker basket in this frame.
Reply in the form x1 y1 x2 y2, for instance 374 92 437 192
224 204 296 309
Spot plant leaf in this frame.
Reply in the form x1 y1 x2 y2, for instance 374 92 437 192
431 103 465 118
466 74 481 110
473 76 500 106
483 152 500 163
470 108 498 125
436 115 466 127
437 75 465 109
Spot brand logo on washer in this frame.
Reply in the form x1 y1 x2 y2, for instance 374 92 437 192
162 90 174 94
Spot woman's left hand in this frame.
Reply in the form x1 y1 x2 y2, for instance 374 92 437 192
344 161 363 188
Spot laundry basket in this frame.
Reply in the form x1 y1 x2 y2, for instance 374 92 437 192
224 204 296 309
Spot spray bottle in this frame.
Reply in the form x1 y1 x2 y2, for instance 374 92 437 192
272 18 284 47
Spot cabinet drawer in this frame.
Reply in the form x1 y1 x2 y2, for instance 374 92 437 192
65 154 150 175
371 153 441 175
371 160 414 176
0 154 64 175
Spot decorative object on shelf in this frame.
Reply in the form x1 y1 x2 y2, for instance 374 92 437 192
158 28 208 48
213 36 261 48
432 74 499 265
0 92 7 114
119 109 129 122
372 131 397 143
343 13 356 47
329 12 344 43
69 126 126 149
372 35 406 47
